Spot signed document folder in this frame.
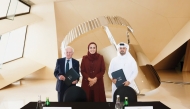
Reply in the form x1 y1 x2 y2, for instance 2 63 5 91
65 68 80 86
111 69 127 88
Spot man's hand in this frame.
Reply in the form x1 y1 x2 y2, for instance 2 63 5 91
123 81 130 86
72 80 78 84
58 75 65 81
112 79 117 84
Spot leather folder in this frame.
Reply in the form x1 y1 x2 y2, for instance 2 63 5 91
111 69 127 88
65 68 80 86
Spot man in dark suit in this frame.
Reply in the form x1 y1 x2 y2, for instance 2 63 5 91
54 46 79 102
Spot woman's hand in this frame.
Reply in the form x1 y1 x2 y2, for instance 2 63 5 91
88 77 97 87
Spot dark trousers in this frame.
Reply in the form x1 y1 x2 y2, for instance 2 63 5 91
58 91 64 102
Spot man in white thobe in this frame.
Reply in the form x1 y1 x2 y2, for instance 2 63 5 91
108 42 138 98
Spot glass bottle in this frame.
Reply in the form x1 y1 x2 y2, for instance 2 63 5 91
123 97 129 108
45 97 50 106
115 95 121 109
36 95 42 109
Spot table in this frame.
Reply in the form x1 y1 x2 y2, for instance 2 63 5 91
20 101 170 109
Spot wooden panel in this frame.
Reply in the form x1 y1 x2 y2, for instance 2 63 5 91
0 58 45 89
0 74 3 79
183 39 190 71
0 14 42 35
139 65 160 89
154 42 187 70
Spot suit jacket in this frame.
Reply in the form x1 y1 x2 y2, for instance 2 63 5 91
54 58 79 92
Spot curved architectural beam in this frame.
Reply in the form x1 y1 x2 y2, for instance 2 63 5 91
61 16 133 49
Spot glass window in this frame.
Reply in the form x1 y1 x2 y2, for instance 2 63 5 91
6 0 19 20
0 0 10 18
15 1 30 14
0 26 27 64
0 0 30 18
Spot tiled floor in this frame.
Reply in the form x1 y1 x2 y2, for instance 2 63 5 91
0 70 190 109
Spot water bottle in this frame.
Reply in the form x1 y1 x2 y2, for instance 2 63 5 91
123 97 129 108
36 95 42 109
115 95 121 109
45 97 50 106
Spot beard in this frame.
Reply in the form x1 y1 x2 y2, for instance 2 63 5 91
120 51 126 55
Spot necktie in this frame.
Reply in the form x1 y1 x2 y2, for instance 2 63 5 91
66 60 70 73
